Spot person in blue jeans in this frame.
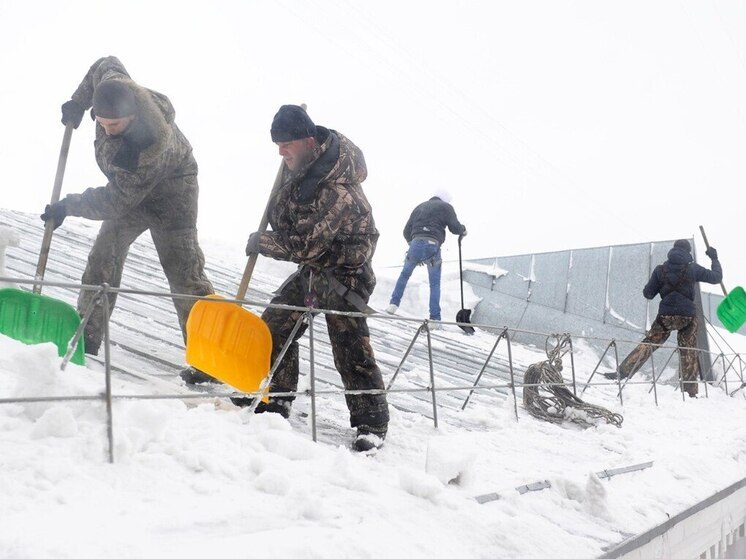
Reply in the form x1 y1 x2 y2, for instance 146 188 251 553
386 193 466 323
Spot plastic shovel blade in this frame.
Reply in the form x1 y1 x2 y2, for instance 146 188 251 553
0 288 85 364
456 308 476 335
185 295 272 393
717 286 746 333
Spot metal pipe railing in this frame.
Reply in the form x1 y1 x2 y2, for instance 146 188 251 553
2 275 744 464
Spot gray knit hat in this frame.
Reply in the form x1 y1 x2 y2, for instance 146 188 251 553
92 81 136 118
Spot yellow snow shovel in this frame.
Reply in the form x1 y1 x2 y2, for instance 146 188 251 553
184 163 285 393
699 226 746 333
0 122 85 364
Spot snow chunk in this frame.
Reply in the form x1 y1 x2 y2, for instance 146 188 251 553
398 467 444 500
425 435 477 486
31 406 78 439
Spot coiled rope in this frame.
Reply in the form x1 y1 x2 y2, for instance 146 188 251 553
523 334 623 428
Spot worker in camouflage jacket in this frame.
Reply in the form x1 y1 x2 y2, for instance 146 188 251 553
606 239 722 397
239 105 389 452
41 56 214 357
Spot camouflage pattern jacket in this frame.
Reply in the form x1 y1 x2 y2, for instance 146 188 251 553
257 127 379 271
62 56 200 229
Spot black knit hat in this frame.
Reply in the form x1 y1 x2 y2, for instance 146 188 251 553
270 105 316 142
93 81 136 118
674 239 691 252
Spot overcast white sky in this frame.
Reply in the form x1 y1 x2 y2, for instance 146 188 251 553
1 0 745 289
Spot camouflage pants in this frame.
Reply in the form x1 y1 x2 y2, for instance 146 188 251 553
619 314 700 396
261 265 389 429
78 219 214 351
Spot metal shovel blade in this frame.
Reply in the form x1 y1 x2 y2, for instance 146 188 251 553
185 295 272 393
456 308 475 335
0 288 85 364
717 286 746 333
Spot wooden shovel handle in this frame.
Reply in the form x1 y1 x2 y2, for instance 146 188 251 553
236 104 307 300
698 225 728 296
34 122 74 294
236 161 285 299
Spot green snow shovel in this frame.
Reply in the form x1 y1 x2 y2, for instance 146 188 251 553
699 226 746 333
0 122 85 364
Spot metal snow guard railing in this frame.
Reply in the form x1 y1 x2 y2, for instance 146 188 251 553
1 275 745 464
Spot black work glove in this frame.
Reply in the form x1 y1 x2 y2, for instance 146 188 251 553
459 228 468 241
61 100 85 129
705 246 718 260
40 200 67 230
245 232 261 256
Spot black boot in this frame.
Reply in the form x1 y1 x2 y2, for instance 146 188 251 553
352 425 387 452
180 366 221 385
83 335 100 356
230 397 291 419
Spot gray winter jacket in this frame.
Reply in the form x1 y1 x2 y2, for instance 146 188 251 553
62 56 200 230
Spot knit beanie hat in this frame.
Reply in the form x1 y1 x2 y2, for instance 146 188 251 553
93 81 136 118
270 105 316 142
673 239 691 252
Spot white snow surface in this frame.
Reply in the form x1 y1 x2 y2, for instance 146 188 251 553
0 226 20 289
2 237 746 559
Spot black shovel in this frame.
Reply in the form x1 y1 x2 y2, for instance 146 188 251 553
456 235 475 335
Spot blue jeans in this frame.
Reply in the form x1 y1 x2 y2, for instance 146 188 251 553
389 238 442 320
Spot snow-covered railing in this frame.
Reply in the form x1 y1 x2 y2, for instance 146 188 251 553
1 276 745 465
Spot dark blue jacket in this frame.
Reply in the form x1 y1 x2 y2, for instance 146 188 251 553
403 196 466 245
644 246 722 317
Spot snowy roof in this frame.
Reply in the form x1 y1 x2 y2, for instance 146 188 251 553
2 208 746 558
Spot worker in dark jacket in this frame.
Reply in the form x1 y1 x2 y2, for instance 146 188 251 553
385 194 466 323
41 56 214 358
239 105 388 452
607 239 722 397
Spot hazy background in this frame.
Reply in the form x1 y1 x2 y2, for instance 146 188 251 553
1 0 744 292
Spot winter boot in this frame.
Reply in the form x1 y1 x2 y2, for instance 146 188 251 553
180 366 221 385
83 335 100 356
230 397 291 419
352 424 387 452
